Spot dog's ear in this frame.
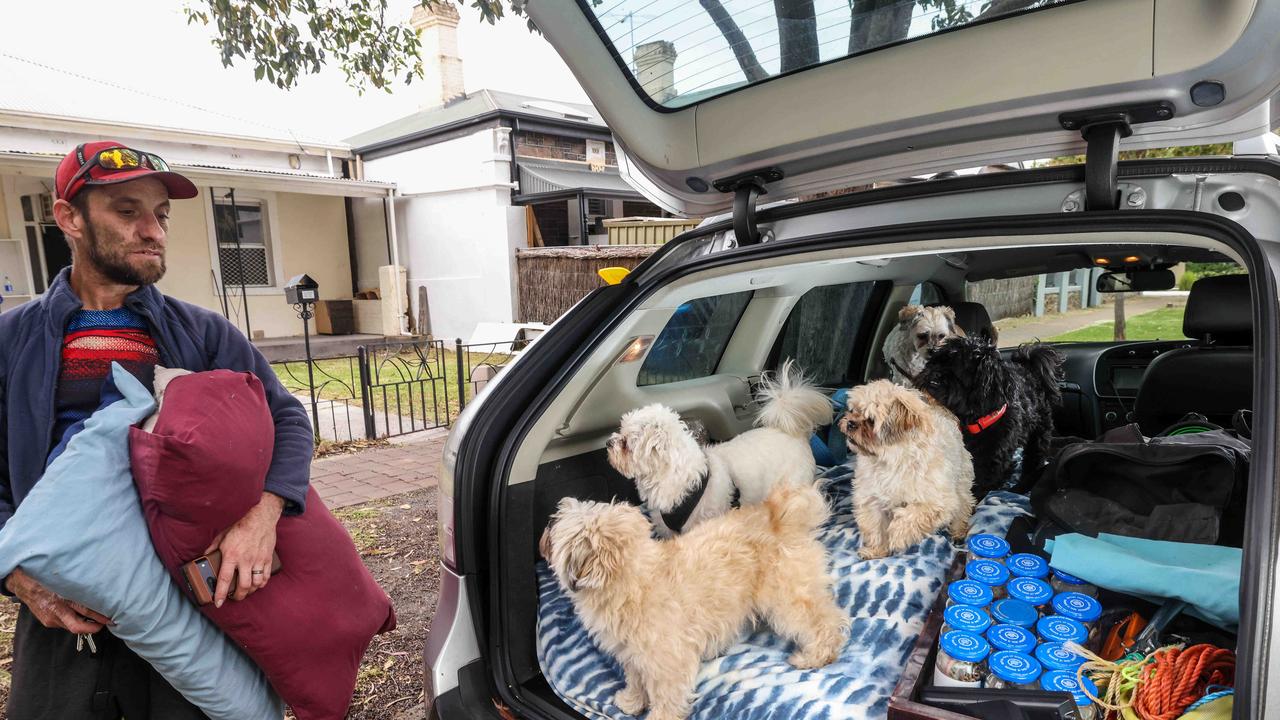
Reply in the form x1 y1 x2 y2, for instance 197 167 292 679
880 390 929 444
560 524 626 592
897 305 923 325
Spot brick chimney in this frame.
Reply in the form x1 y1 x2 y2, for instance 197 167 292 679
410 3 466 108
634 41 677 104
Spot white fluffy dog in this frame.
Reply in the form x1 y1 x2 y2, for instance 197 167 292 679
839 380 975 558
882 305 965 386
539 483 848 720
606 360 832 536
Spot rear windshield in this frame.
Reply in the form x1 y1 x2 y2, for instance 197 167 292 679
583 0 1078 108
638 291 753 385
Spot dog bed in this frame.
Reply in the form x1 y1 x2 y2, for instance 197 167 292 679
536 463 1031 720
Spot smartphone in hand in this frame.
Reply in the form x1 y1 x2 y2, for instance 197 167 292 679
181 550 283 606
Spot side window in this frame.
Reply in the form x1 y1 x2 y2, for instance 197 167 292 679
637 291 753 386
771 281 886 387
908 281 946 306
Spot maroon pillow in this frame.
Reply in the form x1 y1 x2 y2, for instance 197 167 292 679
129 370 396 720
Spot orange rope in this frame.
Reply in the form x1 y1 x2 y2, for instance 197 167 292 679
1131 644 1235 720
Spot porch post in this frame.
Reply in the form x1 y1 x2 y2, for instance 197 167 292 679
1057 271 1070 313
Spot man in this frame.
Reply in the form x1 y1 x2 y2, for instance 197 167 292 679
0 142 314 718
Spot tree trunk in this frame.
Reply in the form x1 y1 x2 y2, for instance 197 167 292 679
1113 292 1126 341
775 0 819 72
848 0 915 55
700 0 768 82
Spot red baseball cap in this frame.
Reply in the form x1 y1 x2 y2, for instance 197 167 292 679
55 141 198 202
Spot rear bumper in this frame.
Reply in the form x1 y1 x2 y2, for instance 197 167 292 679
425 563 482 705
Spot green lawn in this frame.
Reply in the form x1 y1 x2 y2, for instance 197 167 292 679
271 347 511 424
1046 305 1189 342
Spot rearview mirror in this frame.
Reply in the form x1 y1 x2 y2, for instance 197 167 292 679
1096 269 1176 293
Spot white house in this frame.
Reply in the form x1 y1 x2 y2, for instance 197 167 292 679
346 4 665 342
0 53 404 343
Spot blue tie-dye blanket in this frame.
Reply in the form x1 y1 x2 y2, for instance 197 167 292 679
536 463 1032 720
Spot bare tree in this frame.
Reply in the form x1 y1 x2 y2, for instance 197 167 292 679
699 0 768 82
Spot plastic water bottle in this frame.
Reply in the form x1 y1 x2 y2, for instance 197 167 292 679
2 275 12 293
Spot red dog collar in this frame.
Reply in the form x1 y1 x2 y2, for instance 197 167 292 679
965 404 1008 435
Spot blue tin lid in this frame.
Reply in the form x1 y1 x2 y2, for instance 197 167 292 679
1037 615 1089 644
1051 568 1089 585
947 579 994 608
1040 670 1098 707
988 651 1043 685
966 559 1011 587
943 605 992 635
1007 577 1054 606
939 630 991 663
1053 592 1103 623
1007 553 1050 579
986 623 1037 654
990 598 1038 628
1035 642 1087 672
967 534 1010 560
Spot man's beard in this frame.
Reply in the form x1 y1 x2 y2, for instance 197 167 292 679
81 221 166 286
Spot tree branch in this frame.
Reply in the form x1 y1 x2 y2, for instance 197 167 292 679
700 0 768 82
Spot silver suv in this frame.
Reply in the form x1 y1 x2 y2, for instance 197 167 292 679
427 2 1280 718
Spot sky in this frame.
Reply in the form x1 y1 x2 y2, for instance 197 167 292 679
0 0 590 143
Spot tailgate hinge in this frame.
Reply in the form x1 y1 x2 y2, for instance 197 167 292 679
713 167 784 246
1059 101 1175 211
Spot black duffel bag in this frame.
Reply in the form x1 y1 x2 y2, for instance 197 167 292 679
1028 422 1250 547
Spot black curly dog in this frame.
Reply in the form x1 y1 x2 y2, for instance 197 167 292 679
914 337 1064 498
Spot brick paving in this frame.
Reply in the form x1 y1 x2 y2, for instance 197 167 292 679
310 430 447 509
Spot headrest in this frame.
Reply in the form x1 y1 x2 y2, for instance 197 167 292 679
1184 274 1251 343
931 301 996 344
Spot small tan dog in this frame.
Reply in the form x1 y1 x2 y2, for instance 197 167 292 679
882 305 965 386
540 483 848 720
840 380 975 559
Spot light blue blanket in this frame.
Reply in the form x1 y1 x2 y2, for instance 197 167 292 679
1047 533 1241 631
537 464 1031 720
0 364 282 719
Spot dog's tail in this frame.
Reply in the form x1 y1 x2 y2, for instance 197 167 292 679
1011 343 1065 406
763 482 830 535
755 359 833 438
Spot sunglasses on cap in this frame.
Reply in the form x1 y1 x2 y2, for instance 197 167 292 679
61 145 173 199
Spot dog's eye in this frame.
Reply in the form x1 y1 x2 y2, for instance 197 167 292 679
916 332 929 341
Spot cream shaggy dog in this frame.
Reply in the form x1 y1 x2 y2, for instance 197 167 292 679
839 380 975 558
539 483 848 720
606 360 832 536
882 305 965 386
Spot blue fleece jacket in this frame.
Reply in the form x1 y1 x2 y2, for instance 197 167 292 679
0 268 313 531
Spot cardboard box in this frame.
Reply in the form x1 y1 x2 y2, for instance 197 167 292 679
314 300 354 335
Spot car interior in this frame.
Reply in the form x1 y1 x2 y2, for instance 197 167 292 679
488 230 1253 719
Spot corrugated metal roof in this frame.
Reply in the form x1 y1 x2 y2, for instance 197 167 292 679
0 53 341 148
517 159 638 197
346 89 605 151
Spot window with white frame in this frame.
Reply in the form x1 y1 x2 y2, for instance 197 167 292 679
213 195 274 288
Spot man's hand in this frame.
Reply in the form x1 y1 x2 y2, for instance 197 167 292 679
205 492 285 608
5 568 113 634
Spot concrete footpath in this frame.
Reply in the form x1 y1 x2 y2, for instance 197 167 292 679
310 429 447 509
995 295 1184 346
